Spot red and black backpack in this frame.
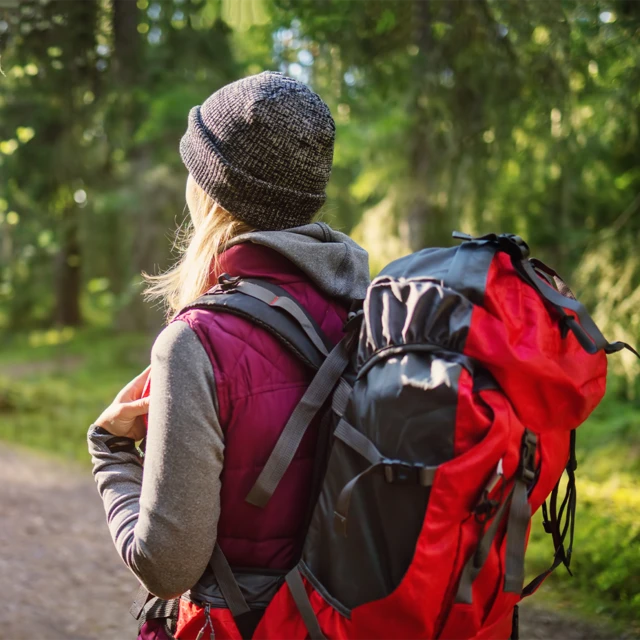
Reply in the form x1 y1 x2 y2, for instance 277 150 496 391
133 232 636 640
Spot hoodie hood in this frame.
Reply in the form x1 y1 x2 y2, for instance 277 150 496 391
227 222 370 301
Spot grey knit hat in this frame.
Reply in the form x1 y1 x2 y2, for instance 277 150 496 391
180 71 335 231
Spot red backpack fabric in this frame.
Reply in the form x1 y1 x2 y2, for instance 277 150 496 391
135 233 635 640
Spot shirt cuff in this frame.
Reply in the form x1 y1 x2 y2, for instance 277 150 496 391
88 424 139 454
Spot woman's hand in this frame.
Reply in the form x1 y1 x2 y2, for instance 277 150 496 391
95 367 151 441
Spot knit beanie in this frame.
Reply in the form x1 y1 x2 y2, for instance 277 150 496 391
180 71 336 231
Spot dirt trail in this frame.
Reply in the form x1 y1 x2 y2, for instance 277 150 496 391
1 444 136 639
0 444 625 640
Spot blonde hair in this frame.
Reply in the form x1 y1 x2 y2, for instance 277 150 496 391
144 182 254 321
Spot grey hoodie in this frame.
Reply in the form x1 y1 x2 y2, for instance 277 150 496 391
88 224 369 600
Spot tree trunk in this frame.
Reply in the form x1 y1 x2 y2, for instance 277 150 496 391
406 0 437 251
49 0 99 327
55 212 82 326
113 0 139 86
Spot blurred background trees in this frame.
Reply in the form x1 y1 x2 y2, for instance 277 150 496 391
0 0 639 630
1 0 638 361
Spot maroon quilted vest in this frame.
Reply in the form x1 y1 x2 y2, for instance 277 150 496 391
175 242 349 570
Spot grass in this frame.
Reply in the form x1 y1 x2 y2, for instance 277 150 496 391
0 328 152 462
1 328 639 632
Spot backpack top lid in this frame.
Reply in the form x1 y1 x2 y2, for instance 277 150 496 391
357 236 608 434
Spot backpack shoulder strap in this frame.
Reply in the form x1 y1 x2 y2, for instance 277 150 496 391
180 277 334 370
176 277 355 623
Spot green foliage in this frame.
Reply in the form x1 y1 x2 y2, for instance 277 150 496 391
0 329 150 461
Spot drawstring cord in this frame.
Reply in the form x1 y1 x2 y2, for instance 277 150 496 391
195 603 215 640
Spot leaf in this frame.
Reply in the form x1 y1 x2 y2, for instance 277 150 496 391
375 9 396 35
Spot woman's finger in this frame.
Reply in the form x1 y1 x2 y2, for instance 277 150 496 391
122 397 150 417
117 366 151 402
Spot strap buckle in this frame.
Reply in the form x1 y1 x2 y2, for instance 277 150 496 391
452 231 530 259
217 273 241 291
474 458 505 522
383 460 432 486
343 308 364 334
518 430 537 484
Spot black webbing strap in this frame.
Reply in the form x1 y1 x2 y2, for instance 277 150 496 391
504 430 537 593
518 258 639 357
520 535 566 598
503 477 531 592
235 280 330 357
182 280 331 371
511 605 520 640
209 543 251 617
334 418 383 465
130 583 154 620
137 597 180 633
455 429 537 604
331 378 352 418
145 596 179 620
333 418 437 535
285 568 326 640
529 259 577 300
246 336 352 508
456 485 515 604
522 430 578 597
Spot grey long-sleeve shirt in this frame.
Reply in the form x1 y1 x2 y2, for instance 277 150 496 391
88 223 370 601
88 322 224 599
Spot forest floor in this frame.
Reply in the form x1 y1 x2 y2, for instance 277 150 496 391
0 443 629 640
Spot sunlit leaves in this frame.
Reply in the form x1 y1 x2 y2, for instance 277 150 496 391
532 25 551 45
27 327 75 348
0 139 18 155
87 277 109 294
37 230 53 248
222 0 269 31
550 108 562 138
431 21 451 40
15 127 34 143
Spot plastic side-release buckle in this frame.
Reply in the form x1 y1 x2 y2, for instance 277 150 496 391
216 273 241 292
384 460 417 484
383 460 436 487
518 430 537 484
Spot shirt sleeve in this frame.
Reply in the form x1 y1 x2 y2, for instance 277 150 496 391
88 320 224 600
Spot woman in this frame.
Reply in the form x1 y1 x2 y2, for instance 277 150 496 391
88 71 369 639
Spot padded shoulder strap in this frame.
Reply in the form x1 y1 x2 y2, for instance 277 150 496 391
180 278 335 370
